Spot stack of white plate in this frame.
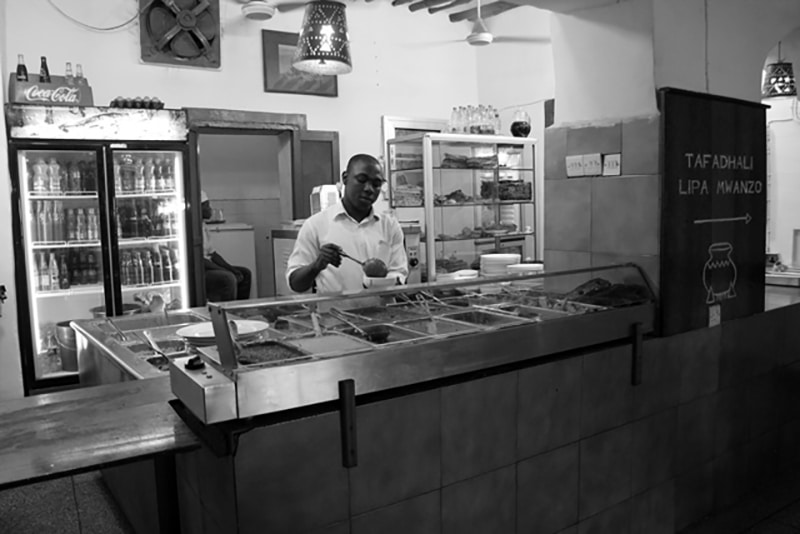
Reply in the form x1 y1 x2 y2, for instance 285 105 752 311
176 320 270 347
480 253 521 277
507 263 544 275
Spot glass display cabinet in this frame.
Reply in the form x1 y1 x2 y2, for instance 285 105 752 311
164 263 657 423
386 133 539 282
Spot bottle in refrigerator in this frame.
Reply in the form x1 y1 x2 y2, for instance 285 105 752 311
164 159 175 191
132 251 144 285
139 203 152 238
59 253 70 289
71 251 83 286
121 252 132 286
134 159 145 192
38 252 50 291
76 208 87 241
86 208 98 241
86 253 98 285
152 249 163 283
144 158 156 191
69 162 82 193
142 251 154 284
80 161 95 192
59 164 70 194
52 202 64 241
155 159 166 191
161 248 172 282
49 252 60 290
171 247 179 281
47 159 61 193
32 159 48 193
129 201 140 238
66 208 77 241
39 202 51 242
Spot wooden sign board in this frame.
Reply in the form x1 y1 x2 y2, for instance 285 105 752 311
659 88 767 336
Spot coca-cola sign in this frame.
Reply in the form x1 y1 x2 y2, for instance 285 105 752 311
9 74 94 107
23 85 81 104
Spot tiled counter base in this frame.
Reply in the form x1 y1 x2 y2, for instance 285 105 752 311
174 302 800 534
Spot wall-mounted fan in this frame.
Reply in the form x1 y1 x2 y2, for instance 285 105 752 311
140 0 221 68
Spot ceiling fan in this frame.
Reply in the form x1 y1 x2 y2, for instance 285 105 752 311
234 0 310 20
464 0 549 46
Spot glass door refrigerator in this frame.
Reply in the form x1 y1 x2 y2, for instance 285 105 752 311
6 105 192 393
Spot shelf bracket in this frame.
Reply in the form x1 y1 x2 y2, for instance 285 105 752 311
339 379 358 468
631 322 643 386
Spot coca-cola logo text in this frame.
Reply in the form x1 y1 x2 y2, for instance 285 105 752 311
23 85 81 104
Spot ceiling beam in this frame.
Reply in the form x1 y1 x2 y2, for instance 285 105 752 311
448 1 520 22
500 0 623 13
409 0 451 11
391 0 414 6
428 0 470 13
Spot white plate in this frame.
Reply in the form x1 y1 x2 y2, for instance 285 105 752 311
176 320 270 341
480 253 521 263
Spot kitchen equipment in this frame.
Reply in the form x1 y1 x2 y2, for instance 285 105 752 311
400 221 422 285
329 307 391 343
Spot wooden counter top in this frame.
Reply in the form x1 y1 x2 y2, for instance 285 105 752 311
0 378 200 491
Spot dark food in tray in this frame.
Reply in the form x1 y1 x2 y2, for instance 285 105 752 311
234 304 307 323
271 318 313 335
568 281 652 307
440 153 498 169
436 223 518 241
434 189 474 205
480 180 532 201
340 324 423 344
347 305 425 322
237 341 308 366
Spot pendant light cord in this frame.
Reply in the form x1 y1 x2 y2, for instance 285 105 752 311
47 0 155 32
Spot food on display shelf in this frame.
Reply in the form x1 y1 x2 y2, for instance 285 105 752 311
440 153 498 169
434 189 474 205
393 185 424 206
393 153 423 170
480 180 532 201
435 254 469 273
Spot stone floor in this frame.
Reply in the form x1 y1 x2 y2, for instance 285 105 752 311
0 471 133 534
2 465 800 533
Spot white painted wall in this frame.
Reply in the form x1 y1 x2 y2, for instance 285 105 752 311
0 1 24 400
550 0 657 124
765 97 800 263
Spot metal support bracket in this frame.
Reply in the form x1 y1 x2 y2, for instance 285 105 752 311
631 322 644 386
339 379 358 468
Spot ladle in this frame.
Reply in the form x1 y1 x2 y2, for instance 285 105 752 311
340 251 364 266
142 330 167 358
329 308 391 343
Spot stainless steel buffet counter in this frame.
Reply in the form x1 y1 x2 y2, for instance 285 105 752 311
72 264 656 424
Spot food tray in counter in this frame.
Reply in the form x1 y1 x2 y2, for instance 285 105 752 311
284 333 374 357
437 309 530 328
335 323 431 346
395 316 481 337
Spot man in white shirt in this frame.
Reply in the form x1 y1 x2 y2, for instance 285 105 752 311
287 154 408 294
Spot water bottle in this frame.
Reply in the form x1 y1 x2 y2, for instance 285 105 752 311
76 208 87 241
87 208 98 241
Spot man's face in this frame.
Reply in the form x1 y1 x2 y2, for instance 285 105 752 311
201 200 212 220
343 159 384 213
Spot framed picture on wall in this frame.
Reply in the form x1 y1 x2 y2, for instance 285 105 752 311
261 30 338 97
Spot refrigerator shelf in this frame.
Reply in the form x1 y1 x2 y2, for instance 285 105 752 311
118 236 178 246
32 240 101 249
121 281 181 291
29 193 98 200
35 284 103 298
116 191 177 198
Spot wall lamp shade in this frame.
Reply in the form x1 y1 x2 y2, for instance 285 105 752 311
292 1 352 75
762 61 797 97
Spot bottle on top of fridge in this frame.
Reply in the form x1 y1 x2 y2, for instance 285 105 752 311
32 159 48 192
86 208 98 241
39 56 51 83
75 64 86 86
65 62 74 85
16 54 28 82
76 208 87 241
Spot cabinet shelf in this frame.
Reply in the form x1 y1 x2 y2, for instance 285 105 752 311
391 166 535 173
36 284 103 298
121 281 180 291
28 193 98 200
116 190 177 198
422 230 535 243
32 240 101 249
118 236 178 245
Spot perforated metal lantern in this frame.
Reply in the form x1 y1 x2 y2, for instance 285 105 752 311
762 61 797 97
292 0 352 75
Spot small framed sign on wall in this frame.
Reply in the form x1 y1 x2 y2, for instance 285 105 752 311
261 30 338 97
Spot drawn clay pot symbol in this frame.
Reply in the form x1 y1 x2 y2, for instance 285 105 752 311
702 242 737 304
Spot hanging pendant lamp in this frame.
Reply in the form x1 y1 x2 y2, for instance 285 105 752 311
762 42 796 97
292 0 352 75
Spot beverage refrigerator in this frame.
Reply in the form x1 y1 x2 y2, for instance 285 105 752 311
5 105 195 393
